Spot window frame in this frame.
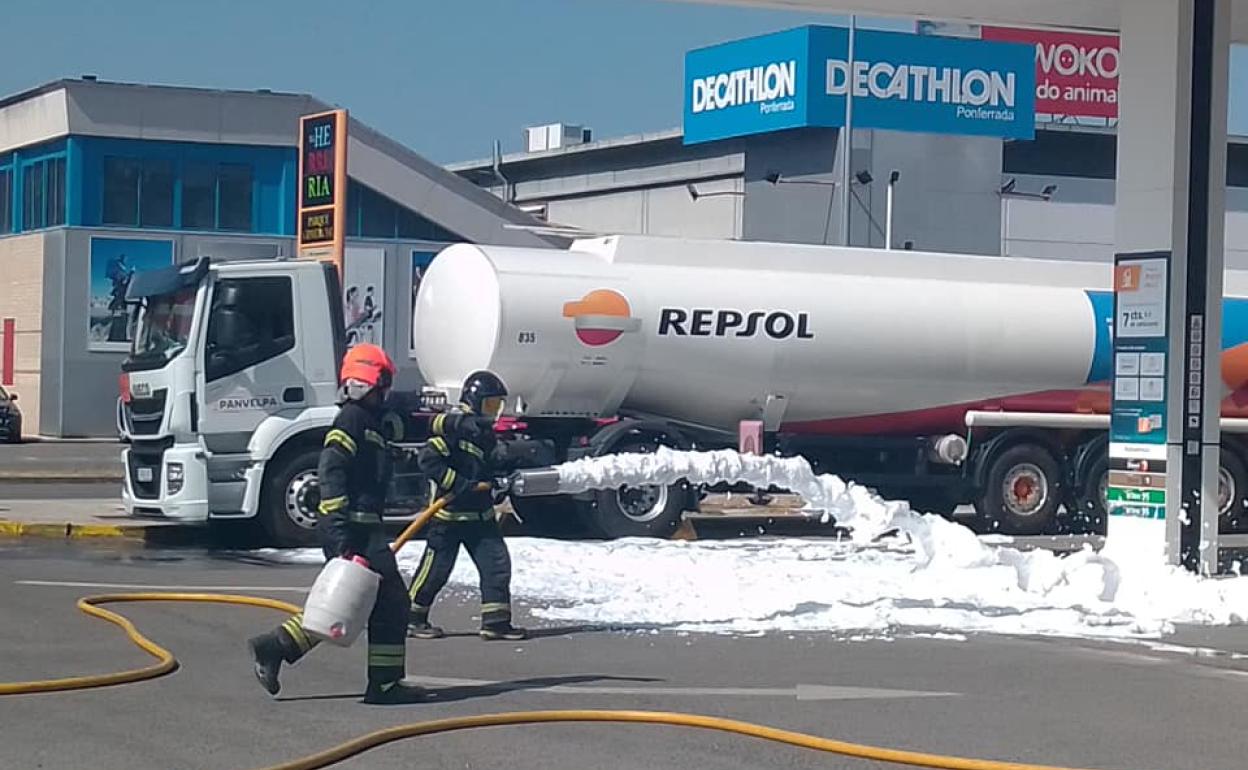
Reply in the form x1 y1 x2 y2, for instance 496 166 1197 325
0 165 13 234
19 154 67 232
204 275 297 382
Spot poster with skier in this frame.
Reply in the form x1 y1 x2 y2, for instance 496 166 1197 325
343 246 385 349
87 237 175 352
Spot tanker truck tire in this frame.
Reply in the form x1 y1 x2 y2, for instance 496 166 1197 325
583 438 688 540
259 449 323 548
1218 448 1248 534
1072 455 1109 536
510 495 588 538
976 444 1063 536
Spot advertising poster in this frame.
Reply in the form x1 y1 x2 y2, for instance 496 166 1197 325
1108 253 1171 519
87 237 175 352
343 247 385 348
410 250 436 353
981 26 1119 120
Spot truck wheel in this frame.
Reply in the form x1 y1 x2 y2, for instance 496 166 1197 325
510 495 586 538
584 438 688 539
1072 454 1109 535
1218 449 1248 533
976 444 1063 535
260 448 322 548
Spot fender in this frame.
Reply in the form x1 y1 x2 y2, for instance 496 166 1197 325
247 406 340 462
589 418 694 457
969 427 1067 492
1069 433 1109 490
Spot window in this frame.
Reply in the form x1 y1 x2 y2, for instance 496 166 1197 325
103 158 140 225
180 162 253 232
181 163 215 229
23 164 43 229
347 180 462 242
104 157 175 227
217 164 252 231
204 276 295 382
0 168 11 234
45 158 66 227
139 160 173 227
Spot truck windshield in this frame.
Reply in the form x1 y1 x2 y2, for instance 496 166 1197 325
130 288 197 365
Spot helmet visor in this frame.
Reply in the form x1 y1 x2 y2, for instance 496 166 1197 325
481 395 506 419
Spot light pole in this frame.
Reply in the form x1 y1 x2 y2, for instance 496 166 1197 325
837 14 856 247
885 170 900 250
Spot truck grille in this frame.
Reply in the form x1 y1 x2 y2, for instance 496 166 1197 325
125 389 168 436
126 439 171 500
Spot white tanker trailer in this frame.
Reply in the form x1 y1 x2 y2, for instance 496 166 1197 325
413 234 1248 538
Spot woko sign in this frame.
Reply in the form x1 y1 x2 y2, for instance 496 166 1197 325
982 26 1119 119
683 25 1035 144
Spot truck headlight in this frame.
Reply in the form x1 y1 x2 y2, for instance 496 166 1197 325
167 462 185 495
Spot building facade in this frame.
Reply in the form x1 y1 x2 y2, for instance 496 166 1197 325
0 79 552 438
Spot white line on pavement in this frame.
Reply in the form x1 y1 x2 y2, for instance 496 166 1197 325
16 579 309 593
406 675 959 701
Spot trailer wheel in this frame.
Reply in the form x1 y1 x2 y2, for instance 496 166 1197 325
1072 453 1109 536
976 444 1063 535
1218 449 1248 533
260 448 322 548
584 437 687 539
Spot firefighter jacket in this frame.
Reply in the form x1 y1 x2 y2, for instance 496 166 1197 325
317 400 393 555
417 410 500 520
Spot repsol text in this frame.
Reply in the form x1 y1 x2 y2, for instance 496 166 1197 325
658 308 814 339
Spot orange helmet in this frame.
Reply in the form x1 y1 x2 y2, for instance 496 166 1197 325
339 343 396 390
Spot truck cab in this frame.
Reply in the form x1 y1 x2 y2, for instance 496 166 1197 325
120 256 387 544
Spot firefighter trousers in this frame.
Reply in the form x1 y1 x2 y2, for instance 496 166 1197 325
273 531 409 686
408 519 513 627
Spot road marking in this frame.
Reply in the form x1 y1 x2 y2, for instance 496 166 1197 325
405 675 958 701
16 579 309 593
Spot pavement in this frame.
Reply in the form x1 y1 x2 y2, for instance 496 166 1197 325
4 540 1248 770
0 439 123 481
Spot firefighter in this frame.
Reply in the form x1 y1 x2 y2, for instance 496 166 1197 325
247 343 425 705
407 370 527 642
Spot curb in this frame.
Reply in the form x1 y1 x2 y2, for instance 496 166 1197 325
0 519 147 540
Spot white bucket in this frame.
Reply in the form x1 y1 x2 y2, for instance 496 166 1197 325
301 557 381 647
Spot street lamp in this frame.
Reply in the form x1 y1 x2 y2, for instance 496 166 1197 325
885 170 900 251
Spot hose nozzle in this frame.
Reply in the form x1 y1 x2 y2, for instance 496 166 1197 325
509 468 563 497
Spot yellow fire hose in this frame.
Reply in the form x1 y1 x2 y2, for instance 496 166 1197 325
0 494 1114 770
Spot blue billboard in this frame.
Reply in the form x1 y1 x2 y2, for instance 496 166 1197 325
683 26 1035 144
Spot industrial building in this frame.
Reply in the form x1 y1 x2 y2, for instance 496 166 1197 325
452 121 1248 265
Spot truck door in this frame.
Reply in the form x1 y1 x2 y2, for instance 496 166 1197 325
196 274 308 453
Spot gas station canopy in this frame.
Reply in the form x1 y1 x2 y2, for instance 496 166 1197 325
683 0 1248 40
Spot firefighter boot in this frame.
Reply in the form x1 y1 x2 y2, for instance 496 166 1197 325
363 680 429 705
248 632 288 696
479 621 528 641
407 607 445 640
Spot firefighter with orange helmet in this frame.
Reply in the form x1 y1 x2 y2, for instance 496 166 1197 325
247 343 425 704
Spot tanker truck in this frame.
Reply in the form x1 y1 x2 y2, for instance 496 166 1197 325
118 234 1248 545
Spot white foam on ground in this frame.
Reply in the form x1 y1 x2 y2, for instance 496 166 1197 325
262 449 1248 640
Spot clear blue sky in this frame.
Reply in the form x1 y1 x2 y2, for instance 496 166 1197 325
4 0 1248 164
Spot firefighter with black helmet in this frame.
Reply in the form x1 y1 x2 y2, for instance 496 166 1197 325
408 369 527 641
247 343 426 704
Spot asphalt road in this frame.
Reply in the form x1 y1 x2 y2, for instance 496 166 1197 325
4 541 1248 770
0 481 121 500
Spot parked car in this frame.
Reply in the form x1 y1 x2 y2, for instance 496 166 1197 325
0 386 22 443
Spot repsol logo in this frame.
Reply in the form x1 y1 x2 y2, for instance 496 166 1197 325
217 395 279 411
658 308 814 339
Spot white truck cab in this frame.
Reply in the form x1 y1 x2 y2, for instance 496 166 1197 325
119 256 358 544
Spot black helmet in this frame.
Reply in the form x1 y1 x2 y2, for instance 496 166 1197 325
460 370 508 416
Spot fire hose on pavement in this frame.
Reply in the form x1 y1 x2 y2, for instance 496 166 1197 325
0 475 1117 770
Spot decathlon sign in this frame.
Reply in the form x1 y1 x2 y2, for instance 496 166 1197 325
683 25 1035 144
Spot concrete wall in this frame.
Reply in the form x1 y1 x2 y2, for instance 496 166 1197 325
544 178 742 238
1000 173 1248 268
0 233 46 435
742 128 840 245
